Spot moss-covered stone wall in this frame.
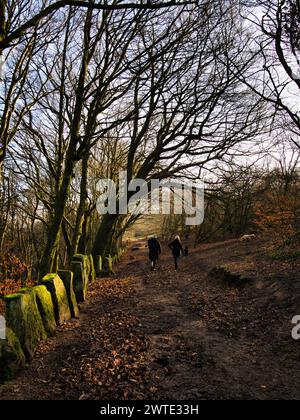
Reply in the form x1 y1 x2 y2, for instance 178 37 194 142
0 252 120 384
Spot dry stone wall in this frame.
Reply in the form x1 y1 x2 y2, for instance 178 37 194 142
0 251 118 384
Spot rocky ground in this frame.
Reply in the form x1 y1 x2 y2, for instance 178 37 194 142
1 236 300 400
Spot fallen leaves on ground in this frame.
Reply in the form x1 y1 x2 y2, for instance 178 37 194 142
5 276 159 400
2 235 300 400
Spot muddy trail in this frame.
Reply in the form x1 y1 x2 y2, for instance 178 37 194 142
1 238 300 400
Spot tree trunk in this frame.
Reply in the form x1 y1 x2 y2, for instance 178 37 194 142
61 219 72 261
92 211 127 263
70 152 89 259
0 221 6 252
92 213 120 259
38 6 93 276
0 1 6 51
0 2 7 133
39 156 74 277
78 211 90 255
0 155 4 185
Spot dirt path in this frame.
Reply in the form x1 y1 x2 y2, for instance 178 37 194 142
1 239 300 400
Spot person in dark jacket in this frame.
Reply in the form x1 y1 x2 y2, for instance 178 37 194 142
168 235 184 270
148 236 162 271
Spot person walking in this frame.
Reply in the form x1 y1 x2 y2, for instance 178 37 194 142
148 235 162 271
168 235 184 270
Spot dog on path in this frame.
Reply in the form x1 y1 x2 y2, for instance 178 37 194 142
240 234 256 242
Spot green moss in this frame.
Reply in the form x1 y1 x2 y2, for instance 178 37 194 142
20 287 34 292
42 273 57 283
88 255 96 283
5 293 24 301
73 255 89 273
0 328 26 383
96 255 103 276
71 261 87 302
32 285 57 336
86 257 91 279
57 270 79 318
5 290 47 360
102 255 115 276
41 274 71 326
73 254 85 260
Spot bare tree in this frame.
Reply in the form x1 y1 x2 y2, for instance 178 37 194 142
9 2 203 275
0 0 196 181
236 0 300 148
3 0 269 276
92 0 266 258
0 11 54 182
0 0 196 51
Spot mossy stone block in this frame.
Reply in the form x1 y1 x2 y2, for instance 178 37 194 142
58 270 79 318
5 290 47 360
71 261 87 302
103 255 114 276
41 274 71 326
73 254 89 287
32 285 57 336
0 328 26 383
73 254 90 277
88 255 96 283
96 255 103 276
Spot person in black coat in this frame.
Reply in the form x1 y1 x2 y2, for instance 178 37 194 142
148 236 162 271
168 235 184 270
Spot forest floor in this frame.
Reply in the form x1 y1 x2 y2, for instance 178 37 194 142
1 236 300 400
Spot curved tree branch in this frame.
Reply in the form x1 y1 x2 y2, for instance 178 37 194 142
0 0 197 50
